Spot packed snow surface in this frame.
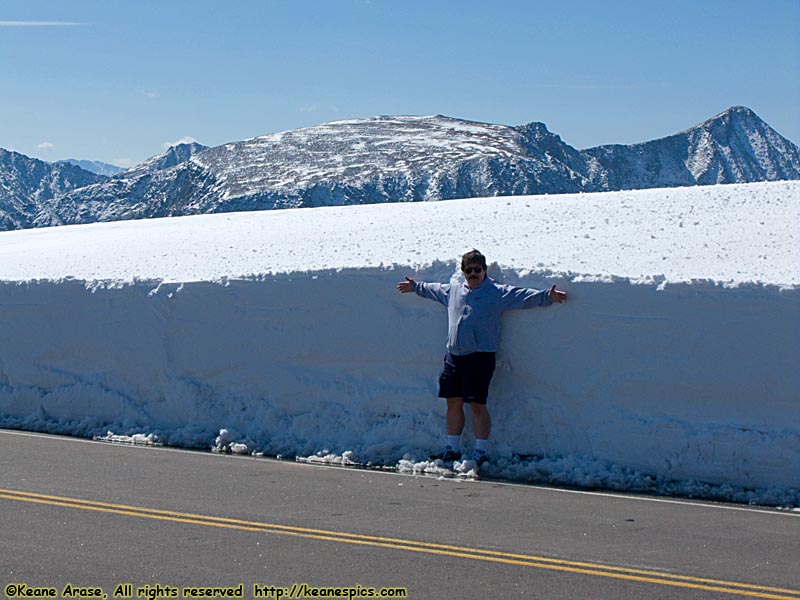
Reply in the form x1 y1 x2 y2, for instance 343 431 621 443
0 181 798 506
1 181 797 285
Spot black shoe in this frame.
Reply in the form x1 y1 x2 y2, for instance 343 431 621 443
429 446 461 461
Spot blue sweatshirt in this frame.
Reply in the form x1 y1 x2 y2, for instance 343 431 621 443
414 277 552 356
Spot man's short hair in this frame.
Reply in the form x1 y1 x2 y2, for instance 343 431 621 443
461 249 487 271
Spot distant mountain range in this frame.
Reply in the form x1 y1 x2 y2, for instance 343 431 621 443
2 106 798 231
56 159 126 177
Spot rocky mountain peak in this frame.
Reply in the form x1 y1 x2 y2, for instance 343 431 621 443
123 141 209 177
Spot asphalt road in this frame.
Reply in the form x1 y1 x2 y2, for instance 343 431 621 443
1 429 798 600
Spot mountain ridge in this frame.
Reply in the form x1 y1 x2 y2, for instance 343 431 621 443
2 106 798 231
0 149 107 230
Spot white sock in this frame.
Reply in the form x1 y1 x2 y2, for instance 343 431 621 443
447 434 461 450
474 439 489 452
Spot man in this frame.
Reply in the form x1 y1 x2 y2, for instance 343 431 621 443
396 249 567 466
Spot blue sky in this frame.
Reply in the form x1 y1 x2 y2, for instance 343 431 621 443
1 0 798 167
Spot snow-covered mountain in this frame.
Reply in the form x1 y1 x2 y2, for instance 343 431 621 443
32 142 211 228
0 149 106 230
56 159 126 177
3 106 798 230
35 118 592 227
582 106 800 189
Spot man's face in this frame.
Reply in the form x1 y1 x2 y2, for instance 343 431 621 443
463 262 486 288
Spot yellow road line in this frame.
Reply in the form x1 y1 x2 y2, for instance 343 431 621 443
1 488 798 599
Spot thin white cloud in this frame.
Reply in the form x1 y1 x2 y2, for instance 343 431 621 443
0 21 82 26
140 89 159 99
531 83 640 90
163 136 199 149
37 142 55 152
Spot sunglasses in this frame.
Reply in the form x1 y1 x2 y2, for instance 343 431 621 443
464 266 484 275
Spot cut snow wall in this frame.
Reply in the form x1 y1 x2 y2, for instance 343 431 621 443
1 268 798 492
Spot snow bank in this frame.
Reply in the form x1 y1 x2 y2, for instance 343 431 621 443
0 181 798 506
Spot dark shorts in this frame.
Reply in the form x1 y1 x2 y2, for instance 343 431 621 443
437 351 497 405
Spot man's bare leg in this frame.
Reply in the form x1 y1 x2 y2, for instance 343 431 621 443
446 397 465 435
471 403 491 441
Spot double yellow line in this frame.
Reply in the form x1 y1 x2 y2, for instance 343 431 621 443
1 487 798 599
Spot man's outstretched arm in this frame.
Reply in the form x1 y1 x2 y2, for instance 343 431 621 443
500 283 567 310
396 276 450 306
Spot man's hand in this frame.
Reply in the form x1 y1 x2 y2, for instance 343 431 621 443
548 284 567 303
397 276 416 293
